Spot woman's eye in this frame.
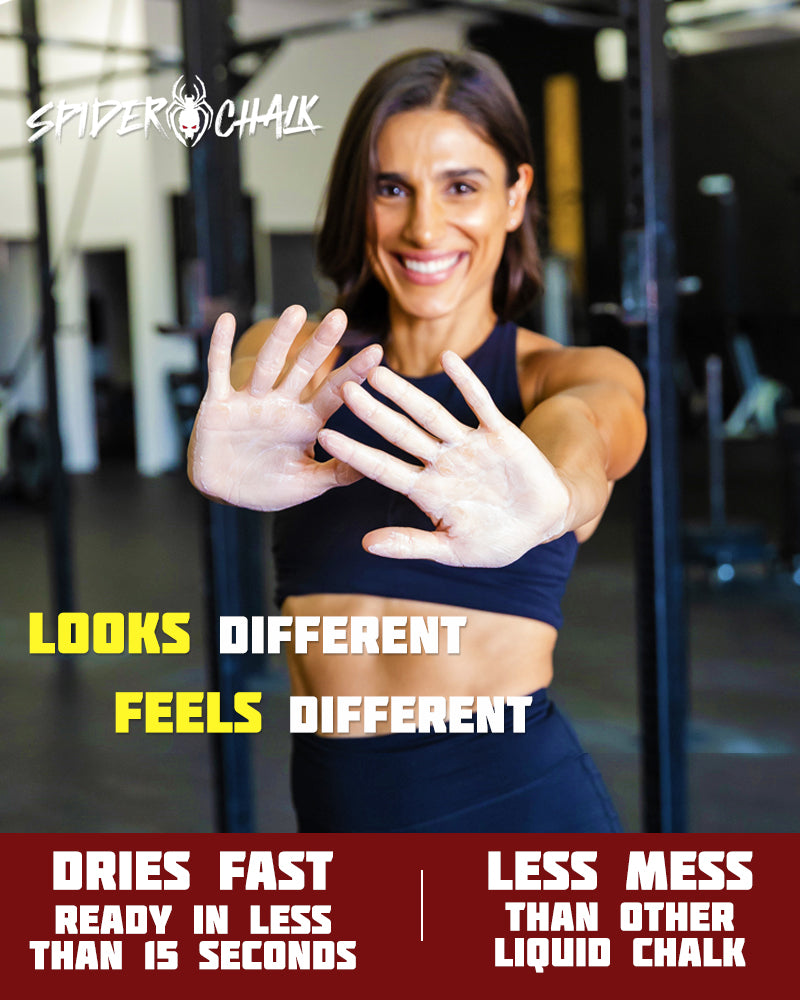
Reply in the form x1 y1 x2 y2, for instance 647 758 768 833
449 181 475 195
376 182 405 198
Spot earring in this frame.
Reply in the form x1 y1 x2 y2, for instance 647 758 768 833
508 196 516 206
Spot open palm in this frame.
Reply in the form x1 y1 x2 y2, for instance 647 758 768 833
319 351 572 566
188 307 382 511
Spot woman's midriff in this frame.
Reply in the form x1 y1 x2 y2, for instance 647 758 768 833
282 593 557 736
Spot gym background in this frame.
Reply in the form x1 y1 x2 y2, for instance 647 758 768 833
0 0 797 833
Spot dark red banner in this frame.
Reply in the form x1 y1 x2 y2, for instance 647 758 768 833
2 834 796 998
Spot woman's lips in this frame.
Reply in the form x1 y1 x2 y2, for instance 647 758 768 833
392 251 467 284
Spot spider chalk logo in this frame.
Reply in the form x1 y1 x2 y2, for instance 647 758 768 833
167 75 212 146
26 75 321 144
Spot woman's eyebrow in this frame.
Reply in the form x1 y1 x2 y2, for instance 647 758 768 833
438 168 489 181
375 168 489 183
375 171 408 184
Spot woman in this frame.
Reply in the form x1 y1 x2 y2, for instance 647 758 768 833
188 49 646 832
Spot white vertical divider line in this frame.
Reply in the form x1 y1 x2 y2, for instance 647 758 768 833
420 869 424 943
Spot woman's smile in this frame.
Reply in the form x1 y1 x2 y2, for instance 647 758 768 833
391 249 469 283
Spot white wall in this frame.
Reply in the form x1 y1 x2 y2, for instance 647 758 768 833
0 0 192 474
0 0 472 475
239 14 471 234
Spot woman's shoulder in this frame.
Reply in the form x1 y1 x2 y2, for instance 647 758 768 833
514 324 645 412
515 325 563 360
514 325 565 412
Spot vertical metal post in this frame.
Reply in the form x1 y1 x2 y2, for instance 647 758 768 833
719 190 739 341
21 0 75 623
706 356 726 532
621 0 689 831
180 0 261 832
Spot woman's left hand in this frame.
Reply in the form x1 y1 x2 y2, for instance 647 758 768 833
318 351 573 567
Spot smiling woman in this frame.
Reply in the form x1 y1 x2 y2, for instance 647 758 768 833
188 49 647 833
317 49 543 341
364 109 532 348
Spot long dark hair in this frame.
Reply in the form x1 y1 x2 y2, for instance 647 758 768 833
316 48 543 337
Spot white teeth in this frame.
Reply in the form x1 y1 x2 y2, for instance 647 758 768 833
402 253 460 274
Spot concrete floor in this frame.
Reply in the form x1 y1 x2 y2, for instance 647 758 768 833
1 435 798 832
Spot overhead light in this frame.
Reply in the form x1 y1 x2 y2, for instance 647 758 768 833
698 174 735 196
668 1 794 27
595 27 627 81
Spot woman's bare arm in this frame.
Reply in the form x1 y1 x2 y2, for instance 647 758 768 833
519 345 646 538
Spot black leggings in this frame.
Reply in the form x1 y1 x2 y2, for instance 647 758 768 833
291 690 622 832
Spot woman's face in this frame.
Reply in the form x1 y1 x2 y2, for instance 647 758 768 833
366 109 532 327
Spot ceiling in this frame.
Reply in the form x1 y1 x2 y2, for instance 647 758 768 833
226 1 800 55
5 1 796 58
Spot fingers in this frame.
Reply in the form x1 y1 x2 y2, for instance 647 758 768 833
249 304 307 397
339 381 441 461
362 527 460 565
441 350 507 432
277 308 348 399
312 342 383 422
318 427 420 495
366 365 469 443
206 313 236 399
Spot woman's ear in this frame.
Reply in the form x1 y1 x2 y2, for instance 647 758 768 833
506 163 534 232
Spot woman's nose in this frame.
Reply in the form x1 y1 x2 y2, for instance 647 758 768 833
403 193 446 246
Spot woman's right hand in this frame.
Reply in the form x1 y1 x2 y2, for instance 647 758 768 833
187 306 382 511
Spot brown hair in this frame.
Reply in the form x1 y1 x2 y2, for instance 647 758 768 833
316 48 542 337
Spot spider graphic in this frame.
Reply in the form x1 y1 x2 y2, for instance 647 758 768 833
166 75 213 146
